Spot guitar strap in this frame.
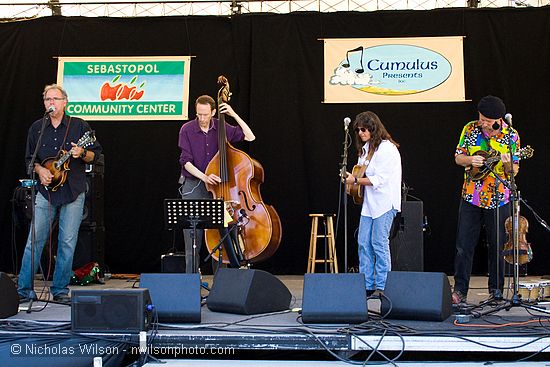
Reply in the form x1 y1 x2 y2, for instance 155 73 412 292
60 116 73 149
362 148 375 175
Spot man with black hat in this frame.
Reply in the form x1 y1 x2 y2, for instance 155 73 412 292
452 95 520 305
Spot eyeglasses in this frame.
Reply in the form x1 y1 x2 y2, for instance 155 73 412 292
354 127 368 133
43 97 65 102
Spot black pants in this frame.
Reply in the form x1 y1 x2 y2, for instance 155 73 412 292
453 199 510 295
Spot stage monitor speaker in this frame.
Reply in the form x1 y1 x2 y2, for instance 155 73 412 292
72 225 105 269
161 253 186 273
301 273 368 324
390 201 424 271
140 273 201 323
82 155 104 227
380 271 451 321
72 288 152 333
0 272 19 319
206 268 291 315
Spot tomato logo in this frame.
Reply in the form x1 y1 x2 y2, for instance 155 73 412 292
100 75 145 101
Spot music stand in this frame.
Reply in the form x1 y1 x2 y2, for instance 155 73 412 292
164 199 224 273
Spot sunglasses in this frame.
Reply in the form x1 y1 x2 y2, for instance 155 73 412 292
354 127 368 133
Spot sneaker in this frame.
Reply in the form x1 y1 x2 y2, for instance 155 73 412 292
366 289 375 297
53 294 71 303
489 289 503 300
452 291 466 305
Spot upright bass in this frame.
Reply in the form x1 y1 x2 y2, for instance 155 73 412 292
204 76 282 267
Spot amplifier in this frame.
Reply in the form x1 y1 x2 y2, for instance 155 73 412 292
72 288 152 333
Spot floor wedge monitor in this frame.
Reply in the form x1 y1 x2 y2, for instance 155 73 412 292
140 273 201 323
0 272 19 319
380 271 452 321
206 269 291 315
301 273 368 324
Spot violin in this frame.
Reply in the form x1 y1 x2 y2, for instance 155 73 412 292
503 214 533 265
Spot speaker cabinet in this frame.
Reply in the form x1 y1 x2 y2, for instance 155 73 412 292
0 272 19 318
82 172 104 227
206 269 291 315
380 271 452 321
390 201 424 271
302 273 368 324
72 289 152 332
72 225 105 269
161 253 186 273
140 273 201 323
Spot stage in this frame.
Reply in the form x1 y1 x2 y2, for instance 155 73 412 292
1 275 550 367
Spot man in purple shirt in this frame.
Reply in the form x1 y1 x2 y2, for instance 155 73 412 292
178 95 255 273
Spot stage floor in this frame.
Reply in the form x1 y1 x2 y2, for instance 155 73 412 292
3 274 550 366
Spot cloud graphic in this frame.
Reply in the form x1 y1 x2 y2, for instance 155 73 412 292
330 66 374 86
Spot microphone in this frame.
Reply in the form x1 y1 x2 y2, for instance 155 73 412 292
344 117 351 131
504 113 512 125
492 119 500 130
238 209 248 223
46 106 55 114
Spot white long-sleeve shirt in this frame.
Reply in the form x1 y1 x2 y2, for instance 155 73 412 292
358 140 402 218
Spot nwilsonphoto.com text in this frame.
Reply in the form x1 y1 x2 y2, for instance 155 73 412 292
129 345 236 357
10 342 235 358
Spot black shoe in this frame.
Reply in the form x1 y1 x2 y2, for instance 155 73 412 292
372 289 385 298
366 289 375 297
53 294 71 303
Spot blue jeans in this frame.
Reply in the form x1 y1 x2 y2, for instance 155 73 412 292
358 209 397 290
18 192 85 297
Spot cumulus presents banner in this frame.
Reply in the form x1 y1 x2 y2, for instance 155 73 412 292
56 56 191 120
324 37 465 103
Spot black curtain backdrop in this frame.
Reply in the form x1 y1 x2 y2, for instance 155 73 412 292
1 8 549 276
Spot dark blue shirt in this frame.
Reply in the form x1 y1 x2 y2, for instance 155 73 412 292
25 114 102 206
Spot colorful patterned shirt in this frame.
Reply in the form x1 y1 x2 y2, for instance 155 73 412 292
455 120 520 209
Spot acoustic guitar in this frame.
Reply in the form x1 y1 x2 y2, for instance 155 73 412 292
41 130 96 192
346 164 366 205
466 145 533 182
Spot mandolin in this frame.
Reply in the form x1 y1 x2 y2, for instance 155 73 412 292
466 145 533 182
41 130 96 192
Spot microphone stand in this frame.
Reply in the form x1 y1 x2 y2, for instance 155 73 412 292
504 116 521 306
24 110 51 312
204 222 240 272
520 198 550 233
339 123 351 273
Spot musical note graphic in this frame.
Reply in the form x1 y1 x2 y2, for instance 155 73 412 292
342 46 365 74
